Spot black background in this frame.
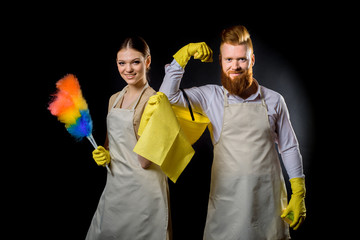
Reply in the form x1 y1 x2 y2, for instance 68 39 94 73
6 3 356 239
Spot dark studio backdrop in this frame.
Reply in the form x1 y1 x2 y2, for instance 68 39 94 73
10 3 355 239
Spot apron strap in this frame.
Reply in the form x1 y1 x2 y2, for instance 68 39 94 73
223 88 229 107
259 86 267 109
111 86 128 109
132 82 149 110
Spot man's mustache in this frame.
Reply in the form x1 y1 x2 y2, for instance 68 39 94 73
227 70 245 75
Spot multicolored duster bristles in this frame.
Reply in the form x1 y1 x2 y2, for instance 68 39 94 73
48 74 97 147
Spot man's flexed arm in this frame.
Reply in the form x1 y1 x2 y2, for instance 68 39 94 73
160 42 213 106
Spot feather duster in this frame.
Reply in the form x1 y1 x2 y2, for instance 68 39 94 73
48 74 97 148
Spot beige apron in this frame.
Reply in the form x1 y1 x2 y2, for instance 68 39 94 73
204 89 289 240
86 84 169 240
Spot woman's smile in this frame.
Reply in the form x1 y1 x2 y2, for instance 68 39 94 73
124 73 136 79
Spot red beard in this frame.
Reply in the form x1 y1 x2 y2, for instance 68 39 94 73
221 68 253 97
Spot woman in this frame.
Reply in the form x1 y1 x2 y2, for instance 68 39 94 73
86 36 171 240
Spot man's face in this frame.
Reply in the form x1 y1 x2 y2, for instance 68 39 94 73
220 43 254 77
220 43 255 96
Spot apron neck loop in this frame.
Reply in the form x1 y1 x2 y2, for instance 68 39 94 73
259 87 266 108
131 82 149 110
223 88 229 107
111 82 149 110
224 86 267 108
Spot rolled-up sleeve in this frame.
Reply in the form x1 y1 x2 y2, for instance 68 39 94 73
160 59 214 116
160 59 185 104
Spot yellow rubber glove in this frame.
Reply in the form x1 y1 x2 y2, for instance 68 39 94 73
281 177 306 230
173 42 213 68
92 146 111 167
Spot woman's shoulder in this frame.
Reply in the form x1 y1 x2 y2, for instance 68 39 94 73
108 91 121 107
137 86 156 107
107 86 128 111
109 86 128 102
109 91 121 101
144 86 157 97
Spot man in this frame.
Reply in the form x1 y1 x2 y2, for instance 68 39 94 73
160 25 306 239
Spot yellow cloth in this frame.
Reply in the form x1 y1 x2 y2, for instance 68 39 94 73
133 92 195 183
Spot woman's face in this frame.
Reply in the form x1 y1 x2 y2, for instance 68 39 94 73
116 48 151 87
